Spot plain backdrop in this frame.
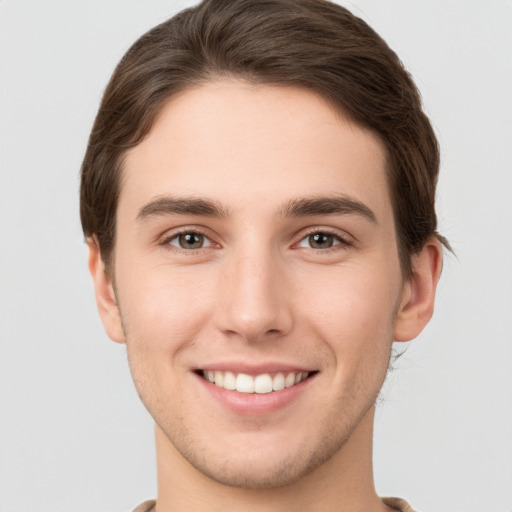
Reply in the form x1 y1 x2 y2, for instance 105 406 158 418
1 1 511 511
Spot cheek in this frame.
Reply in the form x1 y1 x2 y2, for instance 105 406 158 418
299 262 400 368
116 264 217 414
115 261 215 354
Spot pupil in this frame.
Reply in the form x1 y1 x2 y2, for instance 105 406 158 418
180 233 203 249
310 233 333 248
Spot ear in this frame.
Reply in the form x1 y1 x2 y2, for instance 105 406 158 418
393 238 443 342
87 238 125 344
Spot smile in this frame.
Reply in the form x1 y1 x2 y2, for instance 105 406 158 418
201 370 311 394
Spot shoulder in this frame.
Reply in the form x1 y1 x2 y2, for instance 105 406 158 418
132 500 156 512
131 498 416 512
382 497 419 512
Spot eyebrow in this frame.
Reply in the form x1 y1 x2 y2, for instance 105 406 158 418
280 195 377 223
136 194 377 224
136 196 230 221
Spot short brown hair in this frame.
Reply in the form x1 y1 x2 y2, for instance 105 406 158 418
80 0 448 276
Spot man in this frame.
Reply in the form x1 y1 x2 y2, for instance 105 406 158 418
80 1 446 510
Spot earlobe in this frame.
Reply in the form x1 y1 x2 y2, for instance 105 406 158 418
393 238 443 342
87 238 126 344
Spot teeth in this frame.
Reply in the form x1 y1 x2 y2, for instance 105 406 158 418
273 372 285 391
223 371 236 390
254 374 273 394
236 373 255 393
203 370 310 394
285 372 296 388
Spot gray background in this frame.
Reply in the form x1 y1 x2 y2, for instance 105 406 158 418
1 1 511 511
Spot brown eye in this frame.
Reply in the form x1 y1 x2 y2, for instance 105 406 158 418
297 231 349 250
308 232 335 249
179 233 204 249
168 232 212 250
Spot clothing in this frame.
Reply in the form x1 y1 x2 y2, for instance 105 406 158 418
132 501 155 512
132 497 417 511
382 497 419 511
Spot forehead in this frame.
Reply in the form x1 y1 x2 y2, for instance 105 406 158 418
120 81 393 227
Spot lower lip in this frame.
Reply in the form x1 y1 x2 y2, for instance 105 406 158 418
195 373 315 416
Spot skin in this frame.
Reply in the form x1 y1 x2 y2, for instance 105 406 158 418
89 81 442 511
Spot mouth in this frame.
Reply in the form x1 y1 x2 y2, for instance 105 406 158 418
197 369 316 394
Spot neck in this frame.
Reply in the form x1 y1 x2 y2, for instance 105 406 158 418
154 406 389 512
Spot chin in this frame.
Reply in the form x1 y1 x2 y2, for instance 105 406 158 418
186 452 322 489
169 424 353 490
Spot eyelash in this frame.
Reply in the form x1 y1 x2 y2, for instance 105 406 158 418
160 228 353 254
297 228 353 253
161 228 214 254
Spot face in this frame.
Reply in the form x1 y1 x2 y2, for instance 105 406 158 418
100 82 414 488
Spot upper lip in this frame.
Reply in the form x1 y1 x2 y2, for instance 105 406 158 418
196 361 317 375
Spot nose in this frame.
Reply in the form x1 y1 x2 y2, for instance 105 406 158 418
214 247 294 343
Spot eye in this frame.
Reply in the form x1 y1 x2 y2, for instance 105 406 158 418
167 231 213 250
297 231 349 250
